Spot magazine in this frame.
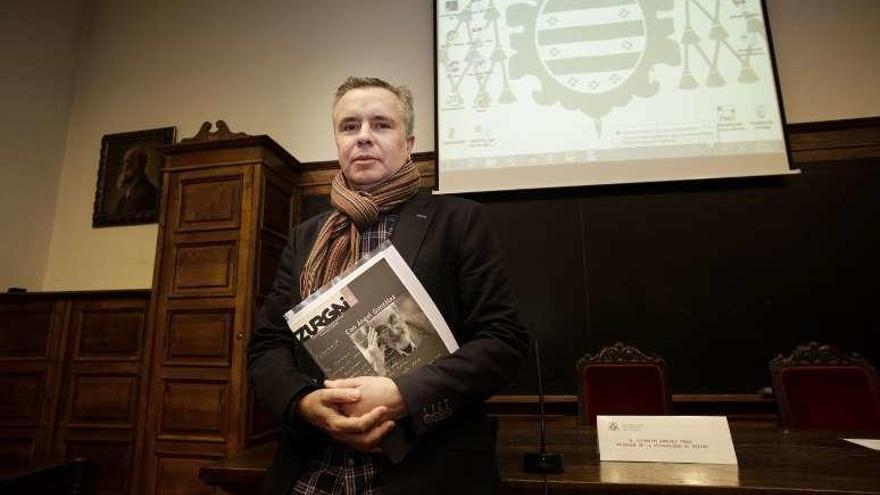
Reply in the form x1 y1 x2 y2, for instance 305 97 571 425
284 242 458 380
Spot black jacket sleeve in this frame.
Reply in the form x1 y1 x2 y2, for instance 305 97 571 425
247 219 321 428
394 200 531 437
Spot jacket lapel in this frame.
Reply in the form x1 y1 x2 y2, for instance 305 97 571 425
392 192 434 266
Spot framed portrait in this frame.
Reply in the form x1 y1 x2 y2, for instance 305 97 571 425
92 126 176 227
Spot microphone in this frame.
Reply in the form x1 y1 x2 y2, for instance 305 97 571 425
523 340 564 474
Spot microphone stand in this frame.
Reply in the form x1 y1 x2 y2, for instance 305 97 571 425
523 340 564 474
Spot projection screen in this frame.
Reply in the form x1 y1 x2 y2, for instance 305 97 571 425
435 0 795 193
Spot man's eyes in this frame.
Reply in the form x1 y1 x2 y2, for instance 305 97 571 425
339 120 394 132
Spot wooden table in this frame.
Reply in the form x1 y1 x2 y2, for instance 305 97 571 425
200 417 880 494
500 417 880 494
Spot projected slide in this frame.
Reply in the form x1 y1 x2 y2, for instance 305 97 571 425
436 0 792 193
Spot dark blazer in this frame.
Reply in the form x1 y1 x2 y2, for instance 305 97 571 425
248 192 530 495
114 175 157 214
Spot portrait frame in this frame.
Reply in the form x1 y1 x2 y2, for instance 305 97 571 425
92 126 176 228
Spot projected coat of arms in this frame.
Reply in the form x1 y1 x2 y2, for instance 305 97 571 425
438 0 773 147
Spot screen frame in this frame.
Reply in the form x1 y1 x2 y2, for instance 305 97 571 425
432 0 796 193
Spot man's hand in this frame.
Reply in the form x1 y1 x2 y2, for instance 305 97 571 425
296 388 395 452
324 376 407 420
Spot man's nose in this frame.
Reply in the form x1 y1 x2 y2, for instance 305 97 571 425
356 124 373 145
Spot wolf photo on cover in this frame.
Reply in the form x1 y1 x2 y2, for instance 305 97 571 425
349 296 447 378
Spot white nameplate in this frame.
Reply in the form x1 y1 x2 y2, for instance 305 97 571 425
843 438 880 451
597 416 738 465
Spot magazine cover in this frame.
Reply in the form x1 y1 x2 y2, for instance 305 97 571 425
284 242 458 380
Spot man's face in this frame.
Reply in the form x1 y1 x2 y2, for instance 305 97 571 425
117 148 145 188
332 87 414 191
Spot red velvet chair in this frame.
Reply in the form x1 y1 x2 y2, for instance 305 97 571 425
576 342 670 426
770 342 880 428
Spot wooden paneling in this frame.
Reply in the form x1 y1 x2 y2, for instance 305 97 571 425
146 164 250 490
256 238 284 301
0 438 35 475
0 291 150 493
66 374 138 426
176 175 243 232
143 134 299 495
261 179 291 237
54 295 151 495
0 297 66 472
159 380 228 440
0 302 55 358
64 439 133 493
0 373 45 424
171 242 238 296
75 308 144 359
165 310 234 366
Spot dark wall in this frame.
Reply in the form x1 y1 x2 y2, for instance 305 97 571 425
302 158 880 396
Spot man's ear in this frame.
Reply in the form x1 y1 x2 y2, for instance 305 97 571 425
406 135 415 160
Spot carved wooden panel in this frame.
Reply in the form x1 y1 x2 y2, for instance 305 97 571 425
176 175 243 232
257 237 284 300
74 308 144 360
155 455 218 495
66 374 138 427
262 179 291 237
0 438 34 474
159 380 228 440
64 439 132 493
0 372 44 424
143 135 299 493
0 292 151 489
0 307 53 358
50 294 150 493
165 309 234 367
171 242 237 296
0 297 65 473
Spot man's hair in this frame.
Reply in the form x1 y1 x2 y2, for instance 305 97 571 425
334 76 414 137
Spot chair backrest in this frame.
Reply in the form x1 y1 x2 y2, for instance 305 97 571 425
770 342 880 428
576 342 670 426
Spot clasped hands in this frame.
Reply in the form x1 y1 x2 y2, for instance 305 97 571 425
296 376 406 452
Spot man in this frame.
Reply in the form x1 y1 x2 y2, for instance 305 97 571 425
248 77 530 495
113 145 157 214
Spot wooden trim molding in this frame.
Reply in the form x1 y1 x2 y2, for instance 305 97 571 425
485 394 777 422
787 116 880 164
0 289 152 299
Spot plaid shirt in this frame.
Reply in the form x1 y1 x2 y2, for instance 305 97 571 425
290 445 381 495
290 212 399 495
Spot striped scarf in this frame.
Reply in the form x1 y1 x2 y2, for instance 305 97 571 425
299 160 420 298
